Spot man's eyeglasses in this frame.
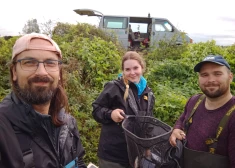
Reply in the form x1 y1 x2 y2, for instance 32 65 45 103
14 58 62 72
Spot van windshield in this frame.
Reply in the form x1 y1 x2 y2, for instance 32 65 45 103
103 16 128 29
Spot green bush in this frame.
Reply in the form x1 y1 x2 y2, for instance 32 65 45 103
52 23 124 164
0 36 18 101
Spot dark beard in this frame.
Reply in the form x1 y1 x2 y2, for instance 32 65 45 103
13 76 57 105
202 89 223 98
201 83 230 99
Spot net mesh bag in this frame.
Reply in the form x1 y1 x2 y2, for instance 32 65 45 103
122 115 178 168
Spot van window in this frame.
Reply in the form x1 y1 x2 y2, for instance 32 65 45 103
103 16 128 29
163 22 173 32
155 24 166 31
154 20 173 32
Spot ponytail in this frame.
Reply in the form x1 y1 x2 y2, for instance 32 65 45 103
123 76 129 102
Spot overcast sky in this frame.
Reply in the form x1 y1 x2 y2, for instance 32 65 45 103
0 0 235 45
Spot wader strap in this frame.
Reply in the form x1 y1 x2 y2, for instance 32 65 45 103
184 94 205 134
206 104 235 154
216 104 235 138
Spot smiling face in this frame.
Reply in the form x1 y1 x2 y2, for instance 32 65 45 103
123 59 143 83
121 51 145 84
198 62 233 98
12 39 61 105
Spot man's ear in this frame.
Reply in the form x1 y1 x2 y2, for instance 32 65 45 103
230 72 233 82
12 66 17 81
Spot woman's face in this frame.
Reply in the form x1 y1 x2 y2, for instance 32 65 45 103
123 59 143 83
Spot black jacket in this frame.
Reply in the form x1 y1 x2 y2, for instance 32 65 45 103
0 93 87 168
92 79 155 164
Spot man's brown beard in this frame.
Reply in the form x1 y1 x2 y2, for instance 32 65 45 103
13 76 58 105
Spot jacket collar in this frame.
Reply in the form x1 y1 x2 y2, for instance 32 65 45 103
4 92 66 133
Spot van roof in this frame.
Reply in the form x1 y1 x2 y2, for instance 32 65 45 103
74 9 169 21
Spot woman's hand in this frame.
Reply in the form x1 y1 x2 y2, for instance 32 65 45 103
169 128 186 146
111 109 125 123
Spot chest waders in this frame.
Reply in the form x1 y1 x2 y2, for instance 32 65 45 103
183 94 234 168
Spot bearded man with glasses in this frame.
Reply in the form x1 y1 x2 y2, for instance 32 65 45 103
0 33 87 168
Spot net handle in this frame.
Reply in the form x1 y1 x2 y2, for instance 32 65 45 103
121 112 127 118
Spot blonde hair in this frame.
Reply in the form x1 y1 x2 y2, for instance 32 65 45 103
122 51 145 101
123 76 129 102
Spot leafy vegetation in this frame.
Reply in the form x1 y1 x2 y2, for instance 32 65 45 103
0 22 234 165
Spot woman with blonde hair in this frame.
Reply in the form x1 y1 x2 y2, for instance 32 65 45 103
92 51 155 168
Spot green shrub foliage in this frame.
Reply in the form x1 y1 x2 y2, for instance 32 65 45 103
0 22 235 165
0 36 18 100
52 23 125 164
